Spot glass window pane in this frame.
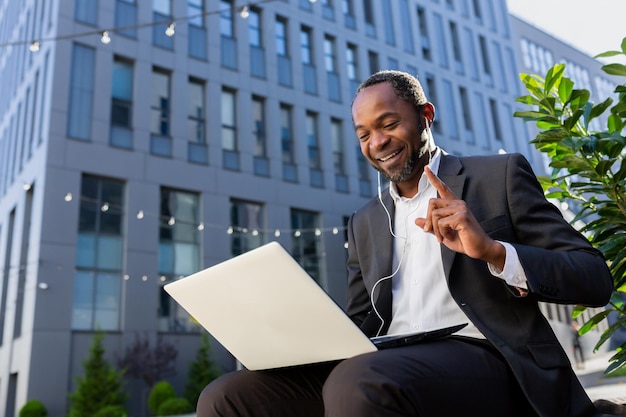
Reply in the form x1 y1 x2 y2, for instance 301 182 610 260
94 272 121 330
76 234 96 268
72 271 95 329
97 236 123 269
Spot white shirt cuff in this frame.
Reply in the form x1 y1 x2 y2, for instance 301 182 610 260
487 241 528 290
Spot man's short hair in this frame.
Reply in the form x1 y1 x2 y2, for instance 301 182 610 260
355 70 428 115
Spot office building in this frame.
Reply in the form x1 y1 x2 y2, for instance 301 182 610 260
0 0 612 415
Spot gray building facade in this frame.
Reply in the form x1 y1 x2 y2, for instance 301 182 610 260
0 0 614 416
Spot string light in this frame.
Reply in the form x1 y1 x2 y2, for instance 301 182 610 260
1 0 280 52
240 5 250 19
100 31 111 44
58 192 349 237
164 22 176 37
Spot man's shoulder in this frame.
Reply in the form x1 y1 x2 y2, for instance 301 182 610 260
443 152 531 172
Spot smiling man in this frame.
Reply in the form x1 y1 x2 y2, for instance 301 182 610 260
196 70 617 417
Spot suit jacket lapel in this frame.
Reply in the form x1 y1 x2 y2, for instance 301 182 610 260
437 155 466 281
372 190 395 334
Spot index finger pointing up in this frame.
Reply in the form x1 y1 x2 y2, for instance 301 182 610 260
424 166 457 199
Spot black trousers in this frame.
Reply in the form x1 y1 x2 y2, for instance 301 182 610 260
197 337 537 417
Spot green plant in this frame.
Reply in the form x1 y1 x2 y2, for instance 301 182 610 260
18 399 47 417
148 380 177 415
93 405 127 417
68 331 128 417
514 37 626 375
157 397 194 416
184 332 221 406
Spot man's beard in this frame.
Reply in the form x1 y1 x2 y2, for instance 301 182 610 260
377 129 431 183
377 151 417 183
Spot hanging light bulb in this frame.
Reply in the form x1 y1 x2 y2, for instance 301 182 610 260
29 41 40 52
168 216 175 226
165 22 176 37
64 192 73 202
332 227 339 234
294 230 302 237
101 202 110 212
274 229 281 237
100 31 111 44
309 0 317 3
197 222 205 231
136 210 144 219
227 226 234 235
141 275 148 282
240 5 250 19
252 229 259 236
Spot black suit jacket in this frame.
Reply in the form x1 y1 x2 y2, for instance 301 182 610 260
346 153 614 417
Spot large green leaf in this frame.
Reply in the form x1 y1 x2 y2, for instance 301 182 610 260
602 63 626 77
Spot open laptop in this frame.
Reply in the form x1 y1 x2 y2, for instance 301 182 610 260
164 241 466 370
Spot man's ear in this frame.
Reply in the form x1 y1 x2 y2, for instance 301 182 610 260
421 102 435 127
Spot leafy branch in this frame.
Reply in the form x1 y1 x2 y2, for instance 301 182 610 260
515 37 626 375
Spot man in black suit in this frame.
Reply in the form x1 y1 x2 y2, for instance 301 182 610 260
197 70 616 416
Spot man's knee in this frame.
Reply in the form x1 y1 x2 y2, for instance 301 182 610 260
196 371 248 417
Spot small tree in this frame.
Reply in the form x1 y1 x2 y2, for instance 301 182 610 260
117 332 178 389
183 332 221 406
18 400 47 417
515 37 626 374
68 331 127 417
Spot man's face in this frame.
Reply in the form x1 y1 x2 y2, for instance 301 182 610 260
352 82 427 185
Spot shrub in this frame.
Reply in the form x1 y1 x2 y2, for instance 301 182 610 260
18 400 47 417
93 405 127 417
148 380 177 415
157 397 194 416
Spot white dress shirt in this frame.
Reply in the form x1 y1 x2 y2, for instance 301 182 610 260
385 149 527 339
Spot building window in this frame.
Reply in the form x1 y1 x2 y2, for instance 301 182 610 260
188 78 207 164
252 96 268 176
442 80 459 139
342 0 356 29
275 16 292 87
489 98 502 141
300 26 313 65
479 35 492 76
324 36 337 73
222 88 239 170
67 43 95 140
291 209 323 285
307 111 323 188
417 6 431 61
153 0 174 49
346 43 358 81
72 175 125 331
275 17 288 56
331 118 348 192
115 0 137 38
230 200 264 256
150 68 172 156
110 56 133 148
449 21 463 73
220 0 237 68
381 0 395 46
75 0 97 25
472 0 482 23
188 0 204 26
281 103 297 182
363 0 376 37
248 7 265 78
158 188 201 332
188 0 207 59
220 0 234 37
301 26 317 95
368 50 379 74
433 13 448 68
459 87 474 139
399 0 414 53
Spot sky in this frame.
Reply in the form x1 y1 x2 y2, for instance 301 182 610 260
506 0 625 61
